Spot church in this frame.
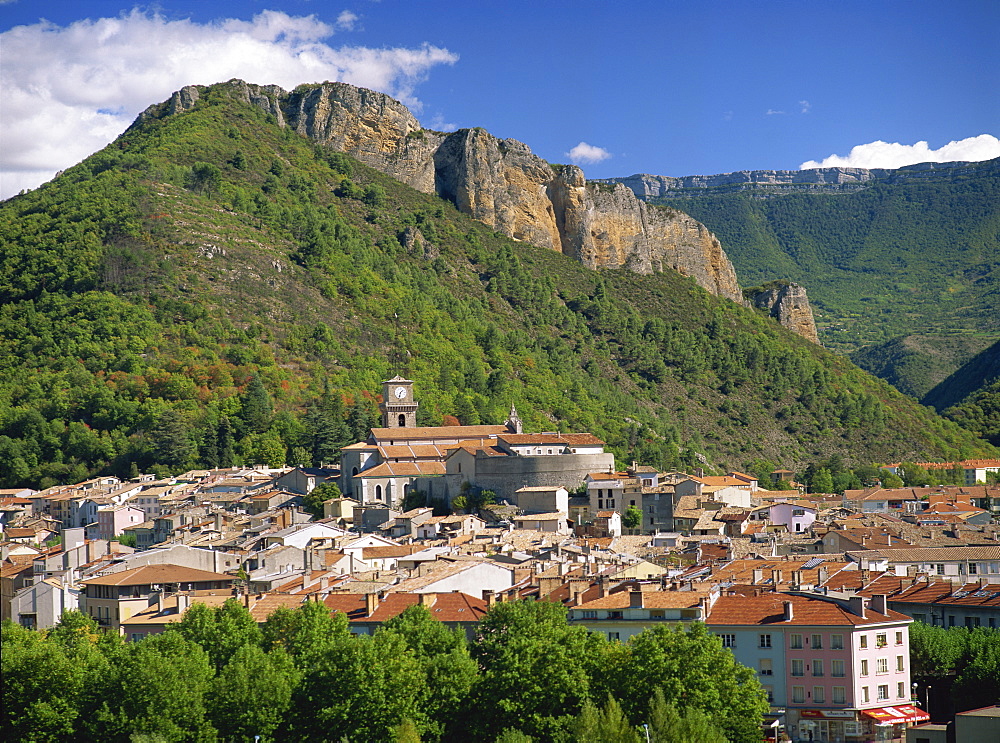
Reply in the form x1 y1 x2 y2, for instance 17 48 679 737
339 377 615 508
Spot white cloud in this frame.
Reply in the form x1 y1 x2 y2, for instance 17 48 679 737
799 100 811 114
0 9 458 198
801 134 1000 170
425 114 457 132
566 142 611 165
336 10 359 31
765 109 786 116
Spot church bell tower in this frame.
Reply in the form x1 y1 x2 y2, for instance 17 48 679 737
380 376 418 428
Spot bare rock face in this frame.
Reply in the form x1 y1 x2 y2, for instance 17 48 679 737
137 80 745 303
747 282 820 344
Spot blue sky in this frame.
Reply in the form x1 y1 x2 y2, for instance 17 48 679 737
2 0 999 198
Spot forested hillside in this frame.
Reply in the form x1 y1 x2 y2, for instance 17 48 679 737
646 160 1000 353
1 81 995 489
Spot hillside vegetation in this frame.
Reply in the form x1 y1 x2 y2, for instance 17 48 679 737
1 82 995 489
649 161 1000 353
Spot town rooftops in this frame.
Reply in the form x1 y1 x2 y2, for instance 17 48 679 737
847 545 1000 562
353 461 446 478
575 589 707 611
80 564 234 586
886 580 1000 609
360 591 487 623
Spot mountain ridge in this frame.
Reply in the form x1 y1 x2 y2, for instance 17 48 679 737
600 158 996 197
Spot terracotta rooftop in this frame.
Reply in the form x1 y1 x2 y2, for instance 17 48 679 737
81 564 234 586
360 591 487 623
370 425 508 441
708 592 910 626
575 589 707 611
885 580 1000 609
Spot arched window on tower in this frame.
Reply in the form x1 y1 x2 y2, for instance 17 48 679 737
398 413 406 427
375 484 383 500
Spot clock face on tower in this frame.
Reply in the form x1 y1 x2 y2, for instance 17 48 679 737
394 386 407 399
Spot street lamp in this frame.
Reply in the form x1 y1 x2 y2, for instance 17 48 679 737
642 723 650 743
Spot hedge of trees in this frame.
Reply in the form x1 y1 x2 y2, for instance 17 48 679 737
2 600 767 743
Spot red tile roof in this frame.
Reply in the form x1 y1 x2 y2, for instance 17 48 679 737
708 593 910 626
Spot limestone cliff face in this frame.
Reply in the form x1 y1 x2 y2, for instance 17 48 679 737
747 282 820 344
135 80 744 303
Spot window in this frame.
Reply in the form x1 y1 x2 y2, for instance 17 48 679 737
813 659 824 677
763 686 775 704
936 564 945 575
833 686 846 704
860 659 869 676
831 634 844 650
862 686 869 704
582 610 597 619
793 509 805 516
813 686 825 704
760 633 772 648
876 632 887 648
877 658 888 674
792 686 805 704
895 631 904 645
965 616 981 628
791 659 805 677
898 682 906 699
790 633 803 649
608 632 620 641
896 655 905 672
719 634 736 648
969 562 978 574
812 634 823 649
859 634 868 649
831 659 845 677
878 685 889 701
608 611 623 620
759 658 773 676
648 505 654 513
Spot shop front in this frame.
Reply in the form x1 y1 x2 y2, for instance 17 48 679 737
796 709 860 742
861 705 930 741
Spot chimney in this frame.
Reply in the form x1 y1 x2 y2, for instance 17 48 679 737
791 570 803 587
870 594 888 615
629 590 645 609
484 589 498 608
783 600 794 621
417 593 437 608
365 592 379 616
818 567 828 585
176 593 190 614
598 578 608 599
753 568 765 584
848 595 866 619
771 569 783 586
886 534 892 547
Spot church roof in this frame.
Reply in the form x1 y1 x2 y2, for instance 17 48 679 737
354 462 446 478
370 425 508 442
498 433 605 446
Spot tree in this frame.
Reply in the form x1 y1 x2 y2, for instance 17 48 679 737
303 482 342 518
206 644 299 741
1 621 87 741
261 599 351 664
607 623 768 743
188 162 222 193
147 409 196 470
88 630 216 742
622 506 642 533
379 604 479 740
566 696 641 742
471 600 608 741
240 375 273 434
174 598 262 670
810 467 834 494
646 688 727 743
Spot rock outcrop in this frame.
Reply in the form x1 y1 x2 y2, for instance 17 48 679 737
134 80 745 303
746 282 820 344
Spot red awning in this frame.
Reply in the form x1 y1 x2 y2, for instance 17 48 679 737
862 705 930 724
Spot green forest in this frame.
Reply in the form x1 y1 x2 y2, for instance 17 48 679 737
650 161 1000 353
1 82 996 492
2 601 766 743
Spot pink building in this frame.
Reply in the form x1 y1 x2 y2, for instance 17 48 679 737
96 505 146 541
709 591 928 743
